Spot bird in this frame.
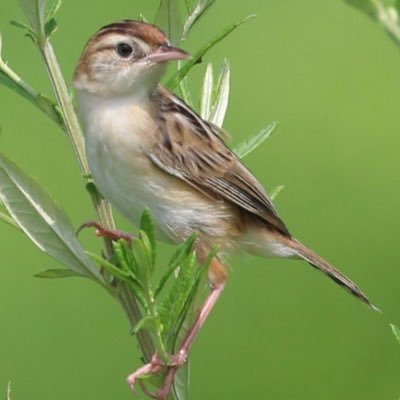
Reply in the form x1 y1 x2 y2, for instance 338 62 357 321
73 19 375 397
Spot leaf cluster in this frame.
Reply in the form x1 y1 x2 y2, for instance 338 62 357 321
0 1 282 399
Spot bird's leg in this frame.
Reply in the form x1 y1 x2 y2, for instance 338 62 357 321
127 258 227 399
76 220 135 242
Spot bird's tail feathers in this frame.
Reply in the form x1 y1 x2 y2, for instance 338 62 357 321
287 238 379 312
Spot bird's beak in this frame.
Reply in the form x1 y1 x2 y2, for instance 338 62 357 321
142 44 190 64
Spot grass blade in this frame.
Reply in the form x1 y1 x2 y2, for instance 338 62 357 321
154 0 183 45
210 59 230 127
234 121 277 159
34 268 81 278
200 63 213 120
167 14 256 89
182 0 215 41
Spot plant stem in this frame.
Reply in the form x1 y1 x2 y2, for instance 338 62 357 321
37 36 155 362
40 40 88 173
119 285 155 362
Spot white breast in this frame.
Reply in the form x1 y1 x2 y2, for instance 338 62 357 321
77 91 235 244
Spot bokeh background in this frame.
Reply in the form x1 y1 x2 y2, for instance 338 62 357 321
1 0 400 399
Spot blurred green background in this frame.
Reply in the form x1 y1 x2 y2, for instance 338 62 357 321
1 0 400 399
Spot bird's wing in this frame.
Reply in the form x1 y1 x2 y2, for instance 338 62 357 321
148 89 290 236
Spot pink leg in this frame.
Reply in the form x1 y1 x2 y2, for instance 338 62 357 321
126 282 225 399
76 221 135 242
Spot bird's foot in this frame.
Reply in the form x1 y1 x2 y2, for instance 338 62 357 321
77 221 135 242
127 351 188 400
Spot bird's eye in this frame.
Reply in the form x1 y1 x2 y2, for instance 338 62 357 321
116 42 133 58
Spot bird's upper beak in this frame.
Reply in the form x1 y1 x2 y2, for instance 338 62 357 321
142 44 190 64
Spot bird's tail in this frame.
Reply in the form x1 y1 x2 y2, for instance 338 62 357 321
287 238 379 311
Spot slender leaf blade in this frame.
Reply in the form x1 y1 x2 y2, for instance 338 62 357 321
167 14 256 89
234 121 277 159
200 63 214 120
154 0 183 45
18 0 47 35
269 185 285 201
0 153 103 281
210 59 230 127
140 208 156 267
182 0 215 41
391 323 400 345
34 268 81 278
45 0 62 23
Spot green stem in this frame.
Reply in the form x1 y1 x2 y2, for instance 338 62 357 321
147 290 168 361
40 39 88 173
37 36 155 362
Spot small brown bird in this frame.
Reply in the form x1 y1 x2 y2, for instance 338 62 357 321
73 20 375 396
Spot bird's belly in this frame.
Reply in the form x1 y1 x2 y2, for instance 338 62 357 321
86 131 236 244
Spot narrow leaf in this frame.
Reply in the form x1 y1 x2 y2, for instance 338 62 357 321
391 323 400 345
167 14 256 89
172 361 189 400
86 250 131 282
200 63 214 120
34 268 80 278
182 0 215 41
210 60 230 127
9 20 35 36
0 153 103 281
44 18 58 37
234 121 277 159
269 185 285 201
45 0 62 23
7 382 11 400
140 209 156 267
184 0 195 13
154 0 183 45
0 39 62 125
18 0 47 36
133 315 157 334
0 210 20 230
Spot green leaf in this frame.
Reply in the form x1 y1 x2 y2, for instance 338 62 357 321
0 153 103 282
86 249 131 281
210 59 230 127
9 19 35 37
34 268 80 278
133 315 157 334
154 235 198 299
269 185 285 201
140 209 156 267
45 0 62 23
182 0 215 41
344 0 378 19
154 0 183 45
172 361 189 400
200 63 214 120
391 323 400 345
234 121 277 159
18 0 47 37
167 14 256 89
184 0 195 13
0 36 62 125
6 381 11 400
44 17 58 37
0 209 20 230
